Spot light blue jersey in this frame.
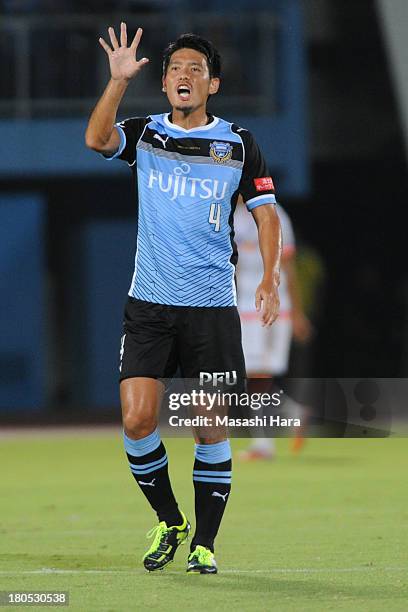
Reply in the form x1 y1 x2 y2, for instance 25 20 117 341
105 112 276 306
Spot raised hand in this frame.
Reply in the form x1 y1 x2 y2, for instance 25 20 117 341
99 23 149 82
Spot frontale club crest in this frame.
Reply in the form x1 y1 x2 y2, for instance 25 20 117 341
209 141 233 164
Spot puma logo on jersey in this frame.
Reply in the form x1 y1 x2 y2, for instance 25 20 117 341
154 133 169 149
138 478 156 487
212 491 228 502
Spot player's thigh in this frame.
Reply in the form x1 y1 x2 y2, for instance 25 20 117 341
119 297 177 437
178 306 245 443
119 297 177 379
178 306 246 379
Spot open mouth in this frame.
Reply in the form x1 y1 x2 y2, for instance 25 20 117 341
177 84 191 101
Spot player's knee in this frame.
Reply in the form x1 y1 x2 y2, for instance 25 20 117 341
123 410 157 439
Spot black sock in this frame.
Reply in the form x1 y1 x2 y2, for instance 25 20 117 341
124 429 183 526
191 440 232 553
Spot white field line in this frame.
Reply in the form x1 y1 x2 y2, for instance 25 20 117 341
0 567 406 576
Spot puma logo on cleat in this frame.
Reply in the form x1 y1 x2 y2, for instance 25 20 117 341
212 491 228 502
139 478 156 487
154 134 169 149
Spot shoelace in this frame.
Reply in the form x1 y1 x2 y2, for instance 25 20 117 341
145 522 169 556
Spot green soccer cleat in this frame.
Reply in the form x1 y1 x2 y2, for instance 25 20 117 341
186 545 218 574
142 511 190 572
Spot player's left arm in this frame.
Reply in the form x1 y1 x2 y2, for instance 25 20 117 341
252 204 282 327
234 126 280 326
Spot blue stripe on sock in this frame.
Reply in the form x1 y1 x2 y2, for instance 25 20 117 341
129 453 168 472
130 456 168 475
123 429 161 457
193 470 231 478
195 440 231 464
193 476 231 484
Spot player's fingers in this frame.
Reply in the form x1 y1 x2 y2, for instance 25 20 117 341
269 298 280 325
108 26 119 50
130 27 143 51
255 292 262 312
262 304 272 326
262 290 271 308
263 309 274 327
259 294 269 325
136 57 150 67
264 292 278 326
120 21 127 47
98 37 112 55
266 310 278 327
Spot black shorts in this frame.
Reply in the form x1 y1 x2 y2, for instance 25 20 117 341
119 297 246 382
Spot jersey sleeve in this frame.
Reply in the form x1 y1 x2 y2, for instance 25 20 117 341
103 117 149 165
236 129 276 211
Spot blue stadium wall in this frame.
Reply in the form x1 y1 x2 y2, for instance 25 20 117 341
0 195 46 412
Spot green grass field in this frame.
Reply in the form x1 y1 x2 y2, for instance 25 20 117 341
0 431 407 611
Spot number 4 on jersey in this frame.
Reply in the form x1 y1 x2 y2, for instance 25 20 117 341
209 203 221 232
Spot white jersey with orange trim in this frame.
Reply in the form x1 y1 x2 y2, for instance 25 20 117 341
235 203 295 314
235 202 295 374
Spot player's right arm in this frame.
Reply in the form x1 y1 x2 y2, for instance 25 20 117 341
85 23 149 155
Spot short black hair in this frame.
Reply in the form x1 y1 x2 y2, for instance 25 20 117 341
162 33 221 79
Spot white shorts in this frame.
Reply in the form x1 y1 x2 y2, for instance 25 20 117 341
240 313 292 375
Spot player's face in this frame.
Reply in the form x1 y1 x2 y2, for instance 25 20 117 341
163 48 220 113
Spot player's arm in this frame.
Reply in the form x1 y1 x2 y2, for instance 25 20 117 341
252 204 282 327
85 23 149 154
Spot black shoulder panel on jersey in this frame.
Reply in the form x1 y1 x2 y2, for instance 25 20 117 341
116 116 150 164
231 124 275 203
230 124 257 158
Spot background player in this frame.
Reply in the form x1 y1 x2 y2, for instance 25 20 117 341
85 24 281 573
235 198 311 459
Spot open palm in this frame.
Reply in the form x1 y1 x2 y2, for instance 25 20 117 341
99 23 149 81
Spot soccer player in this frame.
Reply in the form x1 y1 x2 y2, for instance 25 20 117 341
85 23 281 574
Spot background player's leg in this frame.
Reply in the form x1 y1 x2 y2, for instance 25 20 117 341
121 377 182 526
238 375 277 461
240 318 292 460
